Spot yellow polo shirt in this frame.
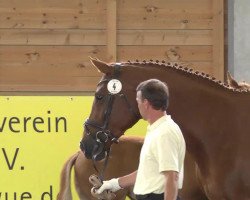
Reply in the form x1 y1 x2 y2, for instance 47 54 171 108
133 115 186 195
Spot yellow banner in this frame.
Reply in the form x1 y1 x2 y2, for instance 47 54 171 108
0 96 146 199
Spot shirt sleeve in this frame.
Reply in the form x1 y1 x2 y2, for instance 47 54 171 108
154 131 179 173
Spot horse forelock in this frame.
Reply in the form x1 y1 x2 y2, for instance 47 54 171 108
120 59 250 94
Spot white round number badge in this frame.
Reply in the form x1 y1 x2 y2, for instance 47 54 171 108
107 79 122 94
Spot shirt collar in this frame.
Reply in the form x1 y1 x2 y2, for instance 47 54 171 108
147 115 170 132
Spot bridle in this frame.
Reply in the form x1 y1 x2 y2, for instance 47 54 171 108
80 64 140 180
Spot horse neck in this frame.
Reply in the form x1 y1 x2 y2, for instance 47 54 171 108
128 64 249 173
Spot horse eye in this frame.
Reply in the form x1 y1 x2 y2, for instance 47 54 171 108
95 94 104 100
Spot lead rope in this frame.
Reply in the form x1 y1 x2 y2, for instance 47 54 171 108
92 148 111 182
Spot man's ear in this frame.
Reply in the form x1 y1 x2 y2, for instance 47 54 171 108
143 99 150 109
89 57 113 74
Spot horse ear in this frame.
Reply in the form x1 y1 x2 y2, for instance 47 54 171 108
227 71 239 88
89 57 112 74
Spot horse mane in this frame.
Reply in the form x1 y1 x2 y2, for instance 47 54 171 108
121 60 249 94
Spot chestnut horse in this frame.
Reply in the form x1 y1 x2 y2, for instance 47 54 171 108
59 58 250 200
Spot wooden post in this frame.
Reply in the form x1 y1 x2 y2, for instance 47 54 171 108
212 0 224 81
106 0 117 62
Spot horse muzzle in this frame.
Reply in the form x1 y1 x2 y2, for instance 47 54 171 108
80 138 106 161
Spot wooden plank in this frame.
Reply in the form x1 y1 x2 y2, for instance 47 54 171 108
0 29 212 45
0 0 211 14
0 46 107 67
212 0 224 81
117 0 212 13
0 11 106 29
0 29 106 45
106 0 117 62
0 0 106 10
0 10 212 30
118 13 213 30
0 62 100 77
118 30 212 45
118 46 212 62
0 76 102 92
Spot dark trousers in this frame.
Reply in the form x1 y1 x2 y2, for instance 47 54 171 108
135 193 181 200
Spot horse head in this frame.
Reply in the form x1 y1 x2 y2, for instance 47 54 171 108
80 58 141 161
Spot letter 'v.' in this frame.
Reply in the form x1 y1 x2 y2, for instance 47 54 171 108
2 148 19 170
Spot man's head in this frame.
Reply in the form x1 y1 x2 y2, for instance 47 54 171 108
136 79 169 119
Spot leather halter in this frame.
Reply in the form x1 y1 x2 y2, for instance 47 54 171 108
80 64 140 180
84 64 139 145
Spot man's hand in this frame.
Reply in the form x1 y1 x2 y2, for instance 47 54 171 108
96 178 122 194
89 174 116 200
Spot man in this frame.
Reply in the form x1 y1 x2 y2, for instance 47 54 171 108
97 79 186 200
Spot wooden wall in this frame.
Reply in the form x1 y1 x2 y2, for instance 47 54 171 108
0 0 225 92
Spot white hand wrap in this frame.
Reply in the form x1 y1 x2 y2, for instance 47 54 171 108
96 178 122 194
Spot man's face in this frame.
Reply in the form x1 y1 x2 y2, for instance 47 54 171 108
136 91 147 119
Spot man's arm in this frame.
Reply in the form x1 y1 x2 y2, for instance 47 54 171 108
96 170 137 194
118 170 137 188
162 170 179 200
